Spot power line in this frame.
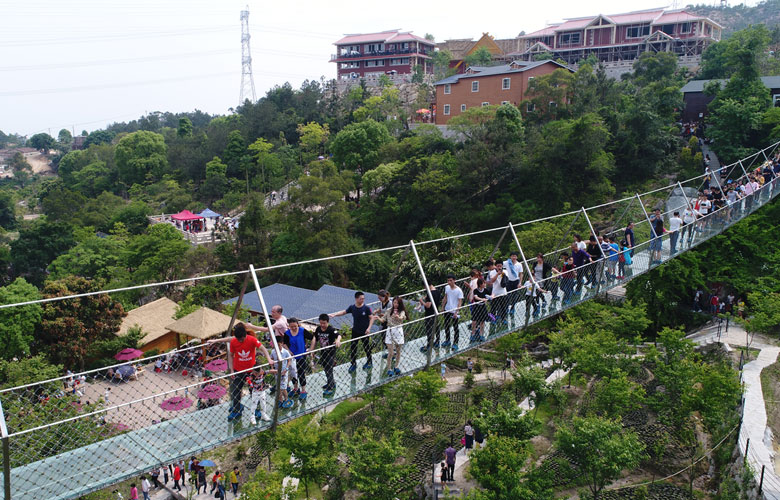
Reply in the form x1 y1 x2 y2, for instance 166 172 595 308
0 49 236 72
0 25 235 47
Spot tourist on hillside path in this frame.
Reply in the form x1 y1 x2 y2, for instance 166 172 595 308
129 483 138 500
140 476 150 500
441 274 464 351
624 223 636 256
444 444 457 483
331 292 374 373
464 421 475 452
311 314 341 396
172 464 181 491
229 467 241 496
207 323 274 422
383 296 406 377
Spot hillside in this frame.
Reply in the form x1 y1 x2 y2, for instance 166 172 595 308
689 0 780 36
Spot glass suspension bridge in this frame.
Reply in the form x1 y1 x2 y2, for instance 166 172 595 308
1 141 779 500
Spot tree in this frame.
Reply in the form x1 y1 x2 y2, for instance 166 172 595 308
743 291 780 336
0 278 42 359
57 129 72 146
122 223 190 283
0 190 16 230
83 130 115 148
464 46 493 68
473 400 540 441
114 130 169 186
10 218 75 284
248 137 275 193
275 419 336 499
468 436 533 499
9 152 32 188
432 49 454 80
201 156 228 202
297 121 329 160
556 416 645 500
589 370 645 419
330 119 392 201
407 367 447 427
28 133 55 152
342 430 415 500
48 234 125 281
177 117 193 138
39 276 125 370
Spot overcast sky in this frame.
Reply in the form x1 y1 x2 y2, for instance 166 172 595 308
0 0 751 137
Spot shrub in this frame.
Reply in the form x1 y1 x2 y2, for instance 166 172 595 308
474 362 483 374
464 371 475 388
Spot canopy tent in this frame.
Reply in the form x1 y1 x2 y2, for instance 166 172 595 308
165 307 233 341
198 208 221 218
170 210 203 221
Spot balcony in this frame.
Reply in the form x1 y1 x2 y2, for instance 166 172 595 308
330 47 433 61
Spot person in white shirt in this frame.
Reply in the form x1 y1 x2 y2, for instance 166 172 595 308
504 252 523 315
522 279 542 318
682 202 699 246
668 211 683 254
140 476 151 500
696 194 711 232
440 274 464 351
488 261 508 324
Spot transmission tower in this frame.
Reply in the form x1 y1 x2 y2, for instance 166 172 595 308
239 6 256 105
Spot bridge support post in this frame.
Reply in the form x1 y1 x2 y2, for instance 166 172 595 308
737 160 749 179
384 244 411 294
635 193 657 267
249 265 285 431
580 208 608 295
0 398 9 500
488 226 510 263
410 240 439 369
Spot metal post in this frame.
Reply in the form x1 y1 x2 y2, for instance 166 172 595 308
0 399 10 500
488 226 509 263
738 160 749 179
759 465 766 495
249 265 284 430
410 240 439 368
225 273 250 339
676 181 692 213
635 193 657 267
581 208 608 294
744 437 750 464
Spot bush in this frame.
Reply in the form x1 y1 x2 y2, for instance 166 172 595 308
474 362 483 374
464 371 475 388
143 349 159 358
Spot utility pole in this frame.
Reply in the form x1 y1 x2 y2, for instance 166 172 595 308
239 6 257 106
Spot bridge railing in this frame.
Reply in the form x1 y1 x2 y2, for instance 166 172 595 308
0 140 778 500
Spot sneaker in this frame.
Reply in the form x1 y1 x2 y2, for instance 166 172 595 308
452 344 459 351
363 362 373 370
227 404 244 422
419 345 430 353
348 364 357 374
433 342 440 348
262 412 271 421
394 368 401 376
250 415 257 425
289 388 300 399
441 341 451 348
322 383 330 389
382 353 388 359
478 336 486 342
323 388 335 397
281 399 294 409
386 369 394 377
255 409 263 421
298 392 308 401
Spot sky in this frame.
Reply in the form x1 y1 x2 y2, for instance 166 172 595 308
0 0 752 137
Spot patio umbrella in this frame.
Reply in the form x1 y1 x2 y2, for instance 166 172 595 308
109 422 131 432
416 108 431 114
114 348 143 361
197 459 217 467
204 359 228 372
115 364 137 380
160 396 193 411
197 384 227 400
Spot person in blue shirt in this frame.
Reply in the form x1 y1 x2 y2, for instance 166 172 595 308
331 292 374 373
606 236 620 282
283 318 313 401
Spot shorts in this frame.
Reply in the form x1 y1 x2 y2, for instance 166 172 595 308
385 326 404 345
280 373 289 390
650 238 662 251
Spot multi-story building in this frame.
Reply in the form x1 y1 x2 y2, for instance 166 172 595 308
330 30 435 86
511 8 722 76
436 33 522 73
433 60 570 125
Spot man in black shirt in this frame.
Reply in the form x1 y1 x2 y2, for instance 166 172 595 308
310 314 341 396
419 284 442 353
331 291 373 373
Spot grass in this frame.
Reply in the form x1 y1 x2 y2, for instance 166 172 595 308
320 397 369 426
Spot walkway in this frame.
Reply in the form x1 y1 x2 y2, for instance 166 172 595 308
2 146 779 500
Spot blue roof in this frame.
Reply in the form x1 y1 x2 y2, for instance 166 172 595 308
223 283 316 317
198 208 221 218
222 283 382 332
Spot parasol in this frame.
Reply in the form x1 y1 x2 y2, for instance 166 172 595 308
114 348 143 361
204 359 228 372
160 396 193 411
197 384 227 400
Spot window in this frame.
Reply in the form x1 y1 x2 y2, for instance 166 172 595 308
502 77 511 90
661 24 675 35
443 104 451 115
559 32 581 45
460 104 467 112
471 81 479 92
501 101 509 105
626 25 651 38
528 76 535 85
481 102 489 107
365 60 385 67
774 94 780 107
549 101 557 108
366 43 385 53
680 22 692 34
527 102 535 112
389 58 410 65
444 84 451 95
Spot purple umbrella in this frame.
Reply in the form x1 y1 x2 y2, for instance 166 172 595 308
197 384 227 400
115 348 143 361
160 396 193 411
109 422 131 432
204 359 228 372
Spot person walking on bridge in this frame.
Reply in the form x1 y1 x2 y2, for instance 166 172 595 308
331 291 374 373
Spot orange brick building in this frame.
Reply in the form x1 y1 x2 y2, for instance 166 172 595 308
433 60 570 124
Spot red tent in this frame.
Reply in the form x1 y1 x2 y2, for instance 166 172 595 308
170 210 203 221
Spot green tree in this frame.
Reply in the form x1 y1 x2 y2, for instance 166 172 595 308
177 117 193 138
342 430 415 500
28 133 55 152
122 223 190 282
83 130 115 148
202 156 229 202
222 129 248 179
432 49 455 80
234 193 272 270
276 419 336 499
0 278 42 359
743 291 780 335
10 218 75 284
48 234 126 281
464 46 493 68
468 436 532 499
57 128 73 146
39 276 126 370
407 367 447 427
330 119 392 201
589 370 645 418
473 400 540 441
115 130 169 186
556 416 645 500
296 121 329 161
0 190 17 230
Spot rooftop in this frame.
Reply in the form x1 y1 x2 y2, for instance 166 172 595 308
335 29 432 46
680 76 780 93
433 60 570 85
117 297 179 346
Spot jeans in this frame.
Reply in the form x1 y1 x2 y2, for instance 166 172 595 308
424 315 439 347
349 331 372 366
505 280 520 310
443 312 460 345
561 277 575 302
173 479 181 491
229 372 249 414
321 347 336 389
669 231 679 254
232 483 239 495
446 462 455 481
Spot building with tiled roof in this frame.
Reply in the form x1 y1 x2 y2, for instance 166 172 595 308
330 29 435 85
511 7 722 74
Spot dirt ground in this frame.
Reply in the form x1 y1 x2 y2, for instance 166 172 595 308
26 152 53 174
